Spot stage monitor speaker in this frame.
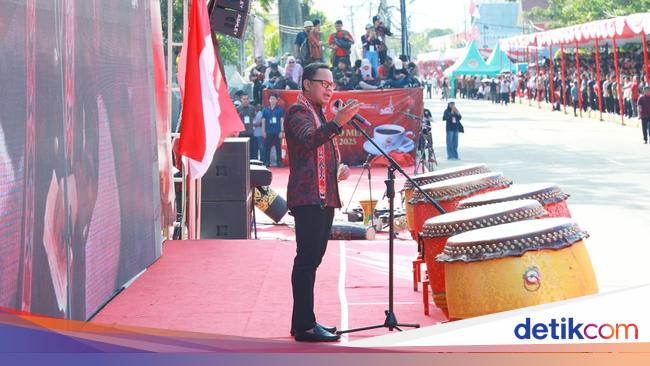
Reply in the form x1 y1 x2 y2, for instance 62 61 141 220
210 6 248 39
202 137 250 202
201 199 251 239
213 0 251 12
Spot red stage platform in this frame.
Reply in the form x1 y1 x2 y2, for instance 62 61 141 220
91 237 447 341
91 167 447 341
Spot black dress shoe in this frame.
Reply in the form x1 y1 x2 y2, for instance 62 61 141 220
294 325 340 342
290 323 337 336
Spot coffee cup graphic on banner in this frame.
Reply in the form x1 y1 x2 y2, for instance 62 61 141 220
364 124 415 155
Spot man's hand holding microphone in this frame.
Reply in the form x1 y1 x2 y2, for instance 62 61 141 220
331 99 360 182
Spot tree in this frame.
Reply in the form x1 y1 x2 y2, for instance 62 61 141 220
528 0 650 29
160 0 278 72
409 28 454 58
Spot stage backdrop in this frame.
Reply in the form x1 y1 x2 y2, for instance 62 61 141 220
0 0 162 320
263 89 424 166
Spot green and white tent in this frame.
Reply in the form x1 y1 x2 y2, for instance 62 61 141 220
486 42 516 73
444 41 498 78
444 41 498 96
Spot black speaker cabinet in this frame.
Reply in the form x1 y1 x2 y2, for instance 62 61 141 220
202 137 250 202
213 0 251 12
200 199 251 239
210 6 248 39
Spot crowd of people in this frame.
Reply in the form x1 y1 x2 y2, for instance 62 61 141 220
428 48 649 122
247 16 424 103
235 15 429 166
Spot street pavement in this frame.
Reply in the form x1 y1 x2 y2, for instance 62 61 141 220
423 95 650 294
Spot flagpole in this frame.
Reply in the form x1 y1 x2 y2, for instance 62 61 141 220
188 175 196 239
196 179 202 239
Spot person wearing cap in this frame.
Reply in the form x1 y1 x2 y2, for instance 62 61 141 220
249 56 266 105
294 20 313 63
361 24 380 71
443 101 463 160
307 19 324 65
372 15 392 64
327 20 354 67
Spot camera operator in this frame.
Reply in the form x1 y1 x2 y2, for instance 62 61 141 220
418 109 433 152
372 15 392 64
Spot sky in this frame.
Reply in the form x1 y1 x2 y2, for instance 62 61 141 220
310 0 470 35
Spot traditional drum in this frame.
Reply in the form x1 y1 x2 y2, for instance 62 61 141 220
420 200 546 313
438 218 598 319
329 223 376 240
403 164 491 240
410 172 512 241
254 186 288 223
358 199 378 226
458 183 572 218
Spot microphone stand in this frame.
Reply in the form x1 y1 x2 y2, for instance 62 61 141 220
337 119 446 335
343 154 373 225
365 155 374 228
401 112 437 175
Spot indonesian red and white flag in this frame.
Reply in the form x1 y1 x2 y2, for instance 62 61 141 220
469 0 480 20
177 0 242 179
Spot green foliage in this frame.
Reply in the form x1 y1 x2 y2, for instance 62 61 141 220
528 0 650 29
160 0 183 44
410 28 454 57
215 34 241 66
159 0 278 72
264 21 281 60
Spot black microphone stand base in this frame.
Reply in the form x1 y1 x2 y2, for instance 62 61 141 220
337 310 420 335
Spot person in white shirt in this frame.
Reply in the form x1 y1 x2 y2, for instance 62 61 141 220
510 76 518 103
500 77 510 105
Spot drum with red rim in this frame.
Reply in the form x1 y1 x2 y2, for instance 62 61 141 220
410 172 512 241
420 200 546 314
457 183 571 218
402 164 491 240
438 218 598 319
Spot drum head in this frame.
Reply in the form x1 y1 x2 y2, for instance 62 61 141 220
421 199 545 238
458 183 569 209
438 218 588 262
403 164 490 190
412 172 512 202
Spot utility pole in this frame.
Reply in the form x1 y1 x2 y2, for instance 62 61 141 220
278 0 302 56
346 5 359 60
252 15 265 58
379 0 389 28
399 0 408 57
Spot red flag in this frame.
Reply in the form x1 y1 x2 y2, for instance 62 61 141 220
177 0 242 179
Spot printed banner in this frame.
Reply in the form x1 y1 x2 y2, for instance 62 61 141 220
263 89 424 166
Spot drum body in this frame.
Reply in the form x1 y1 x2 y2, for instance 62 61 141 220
420 200 546 314
458 183 571 218
254 186 288 223
403 164 491 240
358 199 378 226
410 172 512 242
439 218 598 319
329 223 376 240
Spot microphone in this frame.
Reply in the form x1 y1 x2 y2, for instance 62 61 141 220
400 111 424 121
333 99 372 127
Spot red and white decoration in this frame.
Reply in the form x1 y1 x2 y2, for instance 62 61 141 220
177 0 242 179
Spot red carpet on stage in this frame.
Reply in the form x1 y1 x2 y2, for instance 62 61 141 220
92 167 447 341
91 238 447 341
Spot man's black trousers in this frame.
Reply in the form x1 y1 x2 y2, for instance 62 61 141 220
291 205 335 332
